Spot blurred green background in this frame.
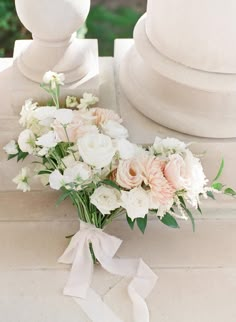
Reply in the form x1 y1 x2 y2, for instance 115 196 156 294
0 1 145 58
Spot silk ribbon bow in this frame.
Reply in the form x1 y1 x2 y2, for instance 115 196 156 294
58 221 158 322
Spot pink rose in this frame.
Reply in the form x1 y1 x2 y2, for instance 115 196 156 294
116 159 143 190
164 154 187 190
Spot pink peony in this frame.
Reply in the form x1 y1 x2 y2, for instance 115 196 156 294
141 156 175 206
116 159 143 190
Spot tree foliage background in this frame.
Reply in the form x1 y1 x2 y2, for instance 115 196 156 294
0 0 143 57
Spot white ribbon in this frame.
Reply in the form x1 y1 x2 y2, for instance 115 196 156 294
58 221 158 322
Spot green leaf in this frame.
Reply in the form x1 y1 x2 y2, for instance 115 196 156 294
212 182 224 191
17 151 29 162
224 188 236 196
100 179 121 191
207 191 215 200
136 215 148 234
197 204 202 215
160 213 180 229
184 207 196 232
7 153 18 160
213 159 224 182
126 214 135 230
178 196 186 207
56 191 71 206
38 170 52 175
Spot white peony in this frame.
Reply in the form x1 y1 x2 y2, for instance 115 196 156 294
19 99 38 127
77 133 116 169
121 187 149 220
78 92 99 109
33 106 57 126
18 129 36 154
153 137 187 156
3 140 18 155
164 150 208 208
55 109 73 125
49 170 70 190
113 139 138 160
43 71 65 89
90 185 121 215
13 167 31 192
36 131 61 148
102 120 129 139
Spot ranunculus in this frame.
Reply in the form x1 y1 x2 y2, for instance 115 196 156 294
77 133 116 169
116 159 143 189
91 108 122 125
3 140 18 155
113 139 137 160
141 156 175 206
121 187 149 220
165 151 208 207
102 120 128 139
18 129 36 154
90 185 121 215
36 131 61 148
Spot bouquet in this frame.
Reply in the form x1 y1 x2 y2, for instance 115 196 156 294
4 72 235 322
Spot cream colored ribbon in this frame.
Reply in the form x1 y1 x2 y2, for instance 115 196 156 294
58 221 158 322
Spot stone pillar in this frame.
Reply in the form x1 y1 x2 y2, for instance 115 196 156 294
15 0 93 84
119 0 236 139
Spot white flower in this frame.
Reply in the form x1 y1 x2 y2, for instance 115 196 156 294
55 109 73 125
77 133 116 169
113 139 138 160
121 187 149 220
78 92 99 109
3 140 18 155
62 154 78 168
90 186 121 215
36 131 60 148
153 137 187 156
64 163 92 183
18 129 36 154
43 71 65 89
102 120 129 139
49 170 69 190
19 99 38 127
66 96 78 108
13 167 31 192
33 106 57 126
37 146 50 156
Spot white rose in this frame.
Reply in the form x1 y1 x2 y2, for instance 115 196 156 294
55 109 73 125
113 139 138 160
102 120 129 139
90 186 121 215
3 140 18 155
121 187 149 220
18 129 36 154
36 131 61 148
77 133 116 169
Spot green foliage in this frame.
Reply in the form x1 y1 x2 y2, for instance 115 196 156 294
0 2 141 57
159 213 180 229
